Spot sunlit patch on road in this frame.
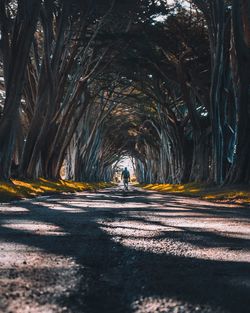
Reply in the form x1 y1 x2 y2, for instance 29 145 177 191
0 187 250 312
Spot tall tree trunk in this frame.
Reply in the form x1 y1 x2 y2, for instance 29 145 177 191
210 0 226 184
0 0 41 180
226 0 250 183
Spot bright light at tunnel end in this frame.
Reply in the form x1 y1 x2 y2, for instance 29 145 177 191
118 157 134 175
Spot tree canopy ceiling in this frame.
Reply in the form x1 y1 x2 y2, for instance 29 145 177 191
1 0 250 185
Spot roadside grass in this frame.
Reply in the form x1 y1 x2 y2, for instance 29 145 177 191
0 179 114 203
136 183 250 204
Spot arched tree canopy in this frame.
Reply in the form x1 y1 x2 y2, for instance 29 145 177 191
0 0 250 185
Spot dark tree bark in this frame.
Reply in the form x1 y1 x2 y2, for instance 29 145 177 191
0 0 41 180
226 0 250 183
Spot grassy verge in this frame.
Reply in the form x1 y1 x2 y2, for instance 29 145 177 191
0 179 115 203
136 183 250 204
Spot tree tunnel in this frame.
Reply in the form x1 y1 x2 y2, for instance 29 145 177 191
1 0 250 185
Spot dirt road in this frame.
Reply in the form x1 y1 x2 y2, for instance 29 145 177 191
0 187 250 313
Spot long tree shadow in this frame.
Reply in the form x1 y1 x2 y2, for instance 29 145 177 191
0 189 250 312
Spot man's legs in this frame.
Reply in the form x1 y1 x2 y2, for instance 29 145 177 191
123 179 128 190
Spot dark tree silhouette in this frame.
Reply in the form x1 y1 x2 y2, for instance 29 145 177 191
0 0 250 186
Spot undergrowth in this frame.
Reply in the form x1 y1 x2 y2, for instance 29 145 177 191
0 179 114 202
137 183 250 204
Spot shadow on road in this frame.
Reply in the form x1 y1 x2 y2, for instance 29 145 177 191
0 188 250 312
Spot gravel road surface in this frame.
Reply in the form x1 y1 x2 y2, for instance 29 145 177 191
0 186 250 313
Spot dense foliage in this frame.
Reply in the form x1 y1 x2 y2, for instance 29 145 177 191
0 0 250 185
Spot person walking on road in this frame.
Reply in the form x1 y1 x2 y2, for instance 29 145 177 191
121 167 130 191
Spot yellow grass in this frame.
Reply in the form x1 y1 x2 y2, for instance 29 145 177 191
137 183 250 204
0 179 114 202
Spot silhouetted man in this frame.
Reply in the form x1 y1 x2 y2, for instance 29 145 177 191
121 167 130 190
